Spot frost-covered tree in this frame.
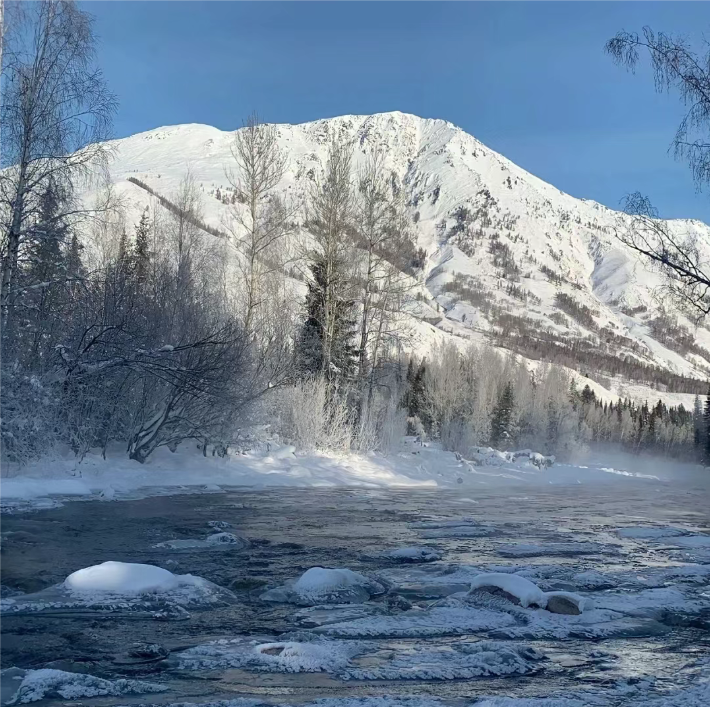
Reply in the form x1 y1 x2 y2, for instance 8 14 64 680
1 0 116 347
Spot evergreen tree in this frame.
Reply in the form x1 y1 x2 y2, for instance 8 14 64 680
694 394 703 449
133 209 152 287
491 381 515 449
581 384 596 405
297 259 357 383
703 387 710 459
20 182 71 368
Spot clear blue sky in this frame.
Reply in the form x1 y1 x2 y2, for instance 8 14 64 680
83 1 710 223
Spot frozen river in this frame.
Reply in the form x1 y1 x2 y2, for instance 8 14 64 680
1 480 709 706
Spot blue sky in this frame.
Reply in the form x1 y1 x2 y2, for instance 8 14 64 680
83 1 710 223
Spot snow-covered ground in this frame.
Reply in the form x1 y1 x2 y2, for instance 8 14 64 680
1 439 706 511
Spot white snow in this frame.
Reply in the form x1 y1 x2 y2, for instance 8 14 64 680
469 572 547 608
3 668 165 704
174 636 361 673
260 567 384 606
64 561 181 594
2 442 700 511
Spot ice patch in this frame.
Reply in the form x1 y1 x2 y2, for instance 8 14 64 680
173 636 362 673
496 542 613 557
153 533 249 550
344 641 544 681
379 547 443 563
671 535 710 548
1 668 165 704
316 602 516 638
615 527 686 539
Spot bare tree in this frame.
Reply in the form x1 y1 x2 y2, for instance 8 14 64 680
353 153 415 421
226 113 293 334
606 27 710 318
0 0 116 346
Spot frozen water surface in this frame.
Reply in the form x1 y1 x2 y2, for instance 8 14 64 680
1 483 708 706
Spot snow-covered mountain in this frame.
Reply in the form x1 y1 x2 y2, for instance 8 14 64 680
85 111 710 405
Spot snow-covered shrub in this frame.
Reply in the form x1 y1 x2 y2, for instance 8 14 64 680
1 367 60 467
276 378 352 453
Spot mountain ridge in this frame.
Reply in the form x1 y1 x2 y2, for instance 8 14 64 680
81 111 710 405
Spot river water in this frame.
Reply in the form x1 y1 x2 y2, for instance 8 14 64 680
1 481 709 706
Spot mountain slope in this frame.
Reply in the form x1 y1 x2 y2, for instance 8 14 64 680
83 111 710 403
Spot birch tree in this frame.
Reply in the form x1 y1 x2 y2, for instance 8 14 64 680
0 0 116 349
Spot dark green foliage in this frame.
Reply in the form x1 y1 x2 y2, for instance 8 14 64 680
491 381 515 449
297 259 358 383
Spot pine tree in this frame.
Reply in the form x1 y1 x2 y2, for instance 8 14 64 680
694 394 703 449
703 387 710 459
581 384 596 405
297 259 357 383
21 182 71 368
133 209 152 287
491 381 515 449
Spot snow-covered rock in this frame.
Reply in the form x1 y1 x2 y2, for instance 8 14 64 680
260 567 385 606
469 573 547 609
64 561 179 595
1 562 235 617
543 591 591 615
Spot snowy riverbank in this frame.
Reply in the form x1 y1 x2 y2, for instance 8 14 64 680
1 439 706 511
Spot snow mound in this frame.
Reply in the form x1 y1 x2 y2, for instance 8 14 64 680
174 636 362 673
344 641 544 681
469 573 547 608
64 561 180 594
2 563 235 617
261 567 384 606
2 668 165 704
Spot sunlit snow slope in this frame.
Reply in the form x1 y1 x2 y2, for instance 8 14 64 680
84 112 710 404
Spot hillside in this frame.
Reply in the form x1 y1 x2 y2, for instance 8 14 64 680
82 111 710 406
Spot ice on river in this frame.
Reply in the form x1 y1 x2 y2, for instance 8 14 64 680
0 667 165 705
173 635 545 682
153 532 249 550
374 547 443 563
614 526 687 539
0 561 235 618
343 641 545 681
314 601 517 638
173 636 362 673
496 542 615 557
260 567 385 606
